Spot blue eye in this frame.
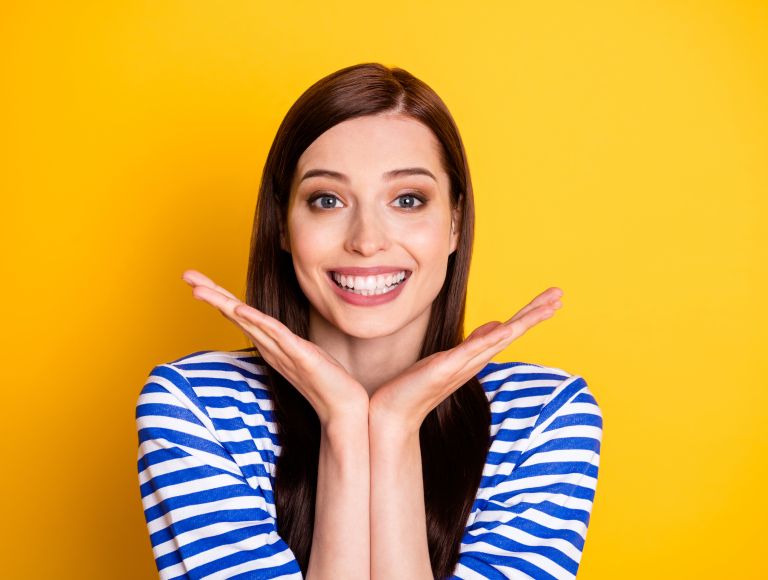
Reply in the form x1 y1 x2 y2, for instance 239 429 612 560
394 193 426 209
309 193 344 209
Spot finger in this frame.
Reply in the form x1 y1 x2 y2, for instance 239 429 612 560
506 287 562 323
183 269 240 301
191 285 285 358
233 304 292 350
193 286 298 364
240 323 284 367
460 304 558 374
502 303 557 340
458 319 517 359
188 283 293 376
461 333 520 379
433 302 559 398
192 284 244 317
465 321 504 341
230 309 290 370
233 304 313 371
505 287 563 325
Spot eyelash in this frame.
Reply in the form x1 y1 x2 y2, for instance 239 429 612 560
307 191 427 210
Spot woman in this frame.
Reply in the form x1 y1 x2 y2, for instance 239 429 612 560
136 62 603 580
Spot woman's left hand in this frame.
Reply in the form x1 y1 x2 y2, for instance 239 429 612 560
369 287 564 435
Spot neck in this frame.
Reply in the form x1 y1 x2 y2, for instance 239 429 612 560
308 306 431 398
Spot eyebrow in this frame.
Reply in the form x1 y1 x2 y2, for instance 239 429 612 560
299 167 437 184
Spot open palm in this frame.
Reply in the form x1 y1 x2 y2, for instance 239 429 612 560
369 287 563 434
182 269 369 426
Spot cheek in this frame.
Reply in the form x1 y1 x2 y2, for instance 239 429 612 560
394 217 451 259
394 222 452 296
289 226 325 273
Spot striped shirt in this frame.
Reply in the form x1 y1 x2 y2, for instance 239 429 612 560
136 348 603 579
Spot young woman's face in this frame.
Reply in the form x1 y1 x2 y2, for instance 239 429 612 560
283 113 460 339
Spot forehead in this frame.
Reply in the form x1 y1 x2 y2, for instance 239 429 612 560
293 114 447 187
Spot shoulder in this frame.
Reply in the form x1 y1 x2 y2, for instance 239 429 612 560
137 347 277 438
141 347 272 401
479 360 601 410
137 348 282 476
477 360 603 443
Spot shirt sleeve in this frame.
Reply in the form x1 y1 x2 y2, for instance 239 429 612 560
451 375 603 580
135 363 304 580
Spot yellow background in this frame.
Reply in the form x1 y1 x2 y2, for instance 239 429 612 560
2 1 766 578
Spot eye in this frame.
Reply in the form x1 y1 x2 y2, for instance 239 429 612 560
393 192 426 210
308 193 345 210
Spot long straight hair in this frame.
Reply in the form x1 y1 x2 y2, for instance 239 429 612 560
245 62 490 579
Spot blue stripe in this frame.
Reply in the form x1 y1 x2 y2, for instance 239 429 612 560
544 412 603 433
156 523 277 571
138 446 192 473
454 550 560 580
137 427 233 463
144 484 270 524
461 529 579 574
226 559 303 579
149 509 265 547
187 375 273 398
136 351 601 579
485 449 523 466
183 540 300 578
140 463 233 498
148 365 211 421
533 377 587 429
491 385 555 402
136 402 200 424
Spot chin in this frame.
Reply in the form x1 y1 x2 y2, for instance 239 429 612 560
342 324 399 340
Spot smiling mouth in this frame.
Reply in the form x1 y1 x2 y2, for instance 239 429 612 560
327 270 411 296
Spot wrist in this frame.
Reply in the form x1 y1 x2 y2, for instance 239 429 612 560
369 399 420 442
320 390 369 430
322 408 369 444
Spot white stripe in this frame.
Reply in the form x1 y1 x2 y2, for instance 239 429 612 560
137 438 241 479
480 364 570 385
207 547 303 579
516 448 600 467
459 535 576 579
142 473 242 510
138 455 192 485
152 519 257 558
453 560 536 580
146 494 270 535
464 507 584 561
522 425 602 449
475 491 595 516
490 394 552 414
176 531 294 576
147 369 219 435
137 353 600 578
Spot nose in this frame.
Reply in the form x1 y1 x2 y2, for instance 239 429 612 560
344 205 390 256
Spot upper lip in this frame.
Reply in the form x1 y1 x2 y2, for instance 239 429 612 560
328 266 411 276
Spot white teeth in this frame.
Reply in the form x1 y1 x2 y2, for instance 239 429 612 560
331 270 407 294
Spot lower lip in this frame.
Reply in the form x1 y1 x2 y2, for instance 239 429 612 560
326 272 410 306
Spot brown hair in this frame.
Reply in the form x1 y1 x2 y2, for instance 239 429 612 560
245 62 490 579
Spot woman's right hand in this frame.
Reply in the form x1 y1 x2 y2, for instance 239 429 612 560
182 269 369 428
